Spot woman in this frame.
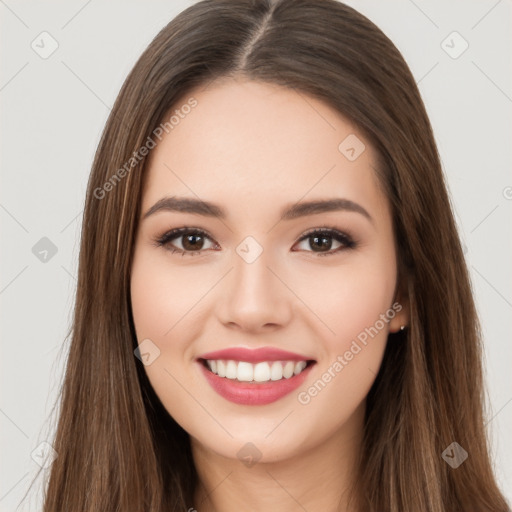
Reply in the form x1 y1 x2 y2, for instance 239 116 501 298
38 0 510 510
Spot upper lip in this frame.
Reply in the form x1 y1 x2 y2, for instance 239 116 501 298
198 346 315 363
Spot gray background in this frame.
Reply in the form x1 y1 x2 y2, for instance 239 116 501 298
1 0 511 509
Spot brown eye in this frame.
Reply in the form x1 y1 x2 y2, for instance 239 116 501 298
155 228 216 256
181 232 206 251
293 229 356 256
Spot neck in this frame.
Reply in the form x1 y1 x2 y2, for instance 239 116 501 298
191 402 365 512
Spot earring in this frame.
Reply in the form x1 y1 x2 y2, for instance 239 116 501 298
399 325 406 331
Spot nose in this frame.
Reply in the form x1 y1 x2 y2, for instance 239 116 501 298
216 246 293 333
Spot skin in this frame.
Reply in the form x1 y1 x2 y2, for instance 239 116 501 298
130 76 409 512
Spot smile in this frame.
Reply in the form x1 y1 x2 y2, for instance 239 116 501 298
203 359 310 382
197 347 316 405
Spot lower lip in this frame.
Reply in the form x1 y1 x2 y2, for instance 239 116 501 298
198 361 315 405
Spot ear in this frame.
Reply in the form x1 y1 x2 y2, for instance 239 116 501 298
388 279 409 333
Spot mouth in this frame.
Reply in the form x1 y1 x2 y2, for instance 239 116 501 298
196 349 317 405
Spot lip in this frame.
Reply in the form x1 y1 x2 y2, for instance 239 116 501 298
198 346 314 363
198 360 315 406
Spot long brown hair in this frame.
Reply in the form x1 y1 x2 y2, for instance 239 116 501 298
31 0 510 510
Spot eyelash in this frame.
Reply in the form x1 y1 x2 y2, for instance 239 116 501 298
152 226 357 258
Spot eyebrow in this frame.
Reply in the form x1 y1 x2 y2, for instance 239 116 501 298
142 196 373 224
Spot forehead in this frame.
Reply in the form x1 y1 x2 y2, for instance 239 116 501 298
142 77 389 223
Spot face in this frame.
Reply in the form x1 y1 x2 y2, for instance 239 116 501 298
130 77 407 464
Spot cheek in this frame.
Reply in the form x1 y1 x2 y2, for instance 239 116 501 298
130 251 202 432
295 254 397 351
130 249 202 342
130 250 186 377
129 246 214 372
294 262 396 425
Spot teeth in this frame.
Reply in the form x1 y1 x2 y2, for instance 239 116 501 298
283 361 294 378
270 361 283 381
294 361 307 375
254 362 270 382
205 359 309 382
217 360 226 377
226 360 237 379
237 361 253 382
